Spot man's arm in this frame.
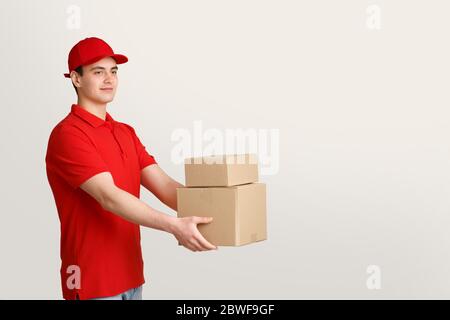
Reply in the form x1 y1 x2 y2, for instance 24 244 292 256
80 172 217 252
140 164 183 211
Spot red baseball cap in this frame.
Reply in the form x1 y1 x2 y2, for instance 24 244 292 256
64 37 128 78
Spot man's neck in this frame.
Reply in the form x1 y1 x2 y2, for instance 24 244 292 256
77 98 107 120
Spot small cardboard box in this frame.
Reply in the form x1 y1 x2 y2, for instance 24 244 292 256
176 183 267 246
184 154 258 187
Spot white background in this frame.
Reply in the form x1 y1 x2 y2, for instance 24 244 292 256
1 0 450 299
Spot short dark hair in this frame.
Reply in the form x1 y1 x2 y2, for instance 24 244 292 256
72 65 83 94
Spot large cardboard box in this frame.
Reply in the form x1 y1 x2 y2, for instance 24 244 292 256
184 154 258 187
177 183 267 246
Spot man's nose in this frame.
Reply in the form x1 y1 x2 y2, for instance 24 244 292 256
104 72 114 83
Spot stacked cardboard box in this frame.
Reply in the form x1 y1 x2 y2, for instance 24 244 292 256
177 154 267 247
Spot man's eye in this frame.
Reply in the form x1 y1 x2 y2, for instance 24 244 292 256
95 71 102 75
112 70 117 74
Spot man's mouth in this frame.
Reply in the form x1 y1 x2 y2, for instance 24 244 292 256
100 87 113 91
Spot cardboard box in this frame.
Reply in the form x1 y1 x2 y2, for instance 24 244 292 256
184 154 258 187
177 183 267 246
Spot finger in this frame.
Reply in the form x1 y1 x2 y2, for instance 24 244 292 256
195 216 214 225
195 231 217 250
190 238 205 251
185 242 198 252
179 239 197 252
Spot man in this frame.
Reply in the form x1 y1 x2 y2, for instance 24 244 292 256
45 37 217 300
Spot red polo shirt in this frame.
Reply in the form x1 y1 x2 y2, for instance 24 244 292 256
45 104 157 300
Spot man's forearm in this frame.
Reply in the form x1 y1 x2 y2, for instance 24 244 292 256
103 186 178 234
161 179 184 211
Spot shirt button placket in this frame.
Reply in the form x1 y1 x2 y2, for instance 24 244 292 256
106 122 126 159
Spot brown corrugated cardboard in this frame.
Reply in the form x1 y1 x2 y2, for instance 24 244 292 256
184 154 258 187
176 183 267 246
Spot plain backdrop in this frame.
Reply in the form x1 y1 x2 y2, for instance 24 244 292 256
1 0 450 299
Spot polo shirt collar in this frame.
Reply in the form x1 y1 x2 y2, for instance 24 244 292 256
71 104 115 128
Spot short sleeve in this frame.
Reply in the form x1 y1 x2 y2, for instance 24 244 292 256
46 126 110 189
123 124 157 170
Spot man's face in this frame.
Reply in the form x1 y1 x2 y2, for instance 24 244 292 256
72 56 118 104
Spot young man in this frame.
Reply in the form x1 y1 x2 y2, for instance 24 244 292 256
45 37 217 300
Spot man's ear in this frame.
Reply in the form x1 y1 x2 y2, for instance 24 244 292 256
70 71 81 89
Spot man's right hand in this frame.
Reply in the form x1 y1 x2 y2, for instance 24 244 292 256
171 216 218 252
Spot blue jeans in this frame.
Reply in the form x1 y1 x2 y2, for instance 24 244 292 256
89 285 143 300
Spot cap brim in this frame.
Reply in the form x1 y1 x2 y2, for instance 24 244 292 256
110 54 128 64
64 53 128 78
